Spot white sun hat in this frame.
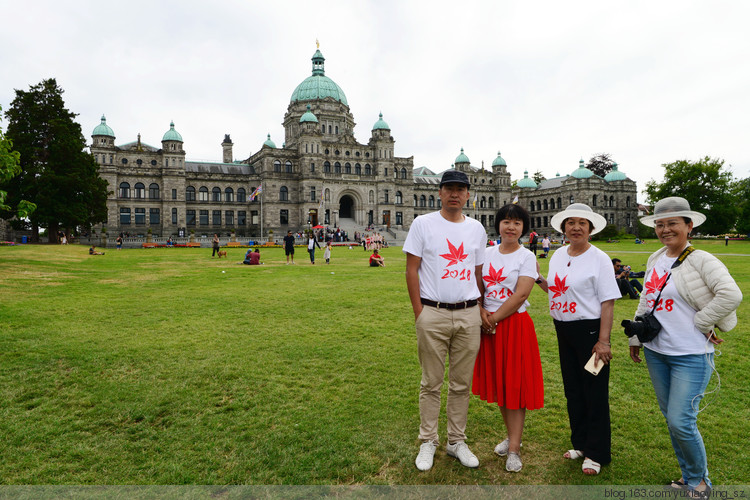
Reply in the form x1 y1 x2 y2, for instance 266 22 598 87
550 203 608 235
639 196 706 228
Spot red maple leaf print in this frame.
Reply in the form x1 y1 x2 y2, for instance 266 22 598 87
548 273 569 299
645 269 669 296
440 239 468 267
482 264 506 287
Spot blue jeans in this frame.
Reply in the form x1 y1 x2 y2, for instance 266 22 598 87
644 348 713 488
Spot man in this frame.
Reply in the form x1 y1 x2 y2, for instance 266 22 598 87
403 169 488 472
283 231 296 264
369 248 385 267
528 229 538 256
243 248 261 265
612 258 641 299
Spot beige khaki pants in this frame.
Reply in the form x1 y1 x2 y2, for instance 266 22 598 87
415 304 481 444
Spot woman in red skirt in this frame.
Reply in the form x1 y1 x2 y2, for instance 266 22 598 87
473 204 544 472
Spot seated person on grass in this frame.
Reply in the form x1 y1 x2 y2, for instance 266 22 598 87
243 248 261 265
369 249 385 267
89 245 104 255
612 258 641 299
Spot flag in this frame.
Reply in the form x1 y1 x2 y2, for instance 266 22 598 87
318 186 324 211
249 184 262 201
512 194 519 204
472 192 477 210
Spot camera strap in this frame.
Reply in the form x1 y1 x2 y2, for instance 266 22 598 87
648 246 694 315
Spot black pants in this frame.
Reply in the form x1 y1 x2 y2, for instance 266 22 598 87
554 319 611 465
212 246 219 256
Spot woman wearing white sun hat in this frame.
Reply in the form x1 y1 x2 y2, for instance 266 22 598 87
629 197 741 497
535 203 621 476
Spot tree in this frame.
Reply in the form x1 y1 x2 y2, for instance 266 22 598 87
644 157 737 235
586 153 616 178
532 170 546 184
4 79 109 242
0 106 36 219
732 177 750 235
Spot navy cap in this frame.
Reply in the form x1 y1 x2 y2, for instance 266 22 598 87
440 169 470 188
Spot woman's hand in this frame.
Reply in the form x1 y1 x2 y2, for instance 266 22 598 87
593 341 612 365
705 330 724 345
480 307 495 333
629 346 642 363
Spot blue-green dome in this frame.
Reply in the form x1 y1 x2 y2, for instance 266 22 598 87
162 121 182 142
299 104 318 123
92 115 115 137
455 148 470 164
571 158 594 179
604 163 627 182
263 134 276 148
373 112 390 130
491 151 507 167
290 50 348 105
517 170 537 188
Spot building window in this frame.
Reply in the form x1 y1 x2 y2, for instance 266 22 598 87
135 208 146 225
199 210 209 226
199 187 209 201
224 188 234 202
280 186 288 201
334 162 341 174
569 195 574 205
119 182 130 198
325 189 330 202
365 164 371 175
384 190 389 203
480 196 486 209
489 215 494 229
274 160 281 172
238 211 246 225
489 196 494 209
355 163 361 175
369 190 374 203
149 183 160 199
384 168 388 177
610 213 615 224
396 191 403 204
429 195 435 208
321 124 325 134
120 208 131 225
212 187 221 202
550 198 555 209
225 211 234 226
213 210 221 225
150 208 160 225
280 209 289 225
420 195 426 207
345 162 351 174
626 196 631 208
310 186 316 202
396 211 403 225
172 188 177 200
481 215 487 226
413 195 417 207
134 183 145 199
310 162 315 173
325 209 330 224
172 208 178 224
627 213 632 227
186 186 196 201
543 216 548 228
324 161 331 173
609 196 615 207
237 188 246 203
186 210 196 226
285 161 292 173
543 199 548 210
401 168 407 179
592 194 598 207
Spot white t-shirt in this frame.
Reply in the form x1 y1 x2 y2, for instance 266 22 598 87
542 237 551 249
547 245 621 321
642 254 713 355
403 211 487 303
482 246 537 313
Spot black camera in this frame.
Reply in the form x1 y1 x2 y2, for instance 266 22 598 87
621 314 662 343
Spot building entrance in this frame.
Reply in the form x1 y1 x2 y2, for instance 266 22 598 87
339 195 354 218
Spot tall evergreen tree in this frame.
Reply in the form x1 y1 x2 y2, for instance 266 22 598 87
0 105 36 219
4 79 108 242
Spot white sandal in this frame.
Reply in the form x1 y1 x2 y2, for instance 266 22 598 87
563 449 584 460
582 458 601 475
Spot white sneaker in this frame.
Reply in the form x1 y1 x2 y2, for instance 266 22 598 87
446 441 479 468
506 451 523 472
494 438 522 457
415 441 437 471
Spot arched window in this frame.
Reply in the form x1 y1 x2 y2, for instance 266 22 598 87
429 195 435 208
274 160 281 172
134 182 145 199
609 196 615 207
543 199 548 210
537 200 542 211
401 168 407 179
626 196 631 208
609 213 615 224
186 186 195 201
592 194 598 207
119 182 130 198
557 197 562 208
279 186 288 201
369 190 374 203
225 187 234 202
199 186 209 201
149 183 160 199
413 194 418 207
355 163 362 175
237 188 246 203
543 216 548 227
420 195 426 207
550 198 555 210
489 196 494 209
334 162 341 174
285 161 292 173
324 161 331 173
172 208 178 224
537 217 542 228
529 202 534 212
396 191 403 204
212 187 221 202
365 164 371 175
345 162 351 174
480 196 486 208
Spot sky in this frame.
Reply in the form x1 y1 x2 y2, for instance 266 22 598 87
2 0 749 201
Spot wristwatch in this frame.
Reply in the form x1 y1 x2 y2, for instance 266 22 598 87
535 276 544 284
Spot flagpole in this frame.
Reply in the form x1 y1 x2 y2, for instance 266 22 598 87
260 189 264 240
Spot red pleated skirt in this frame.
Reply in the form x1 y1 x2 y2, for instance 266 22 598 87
472 311 544 410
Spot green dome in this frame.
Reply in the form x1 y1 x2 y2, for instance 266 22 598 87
299 104 318 123
571 158 594 179
604 163 627 182
92 115 115 137
162 121 183 142
373 112 390 130
517 170 537 189
290 50 348 105
455 148 470 164
263 134 276 148
491 151 507 167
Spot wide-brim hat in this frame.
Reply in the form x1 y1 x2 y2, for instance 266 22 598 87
639 196 706 228
440 169 470 188
550 203 607 235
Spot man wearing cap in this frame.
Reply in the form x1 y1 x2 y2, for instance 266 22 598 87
403 169 488 471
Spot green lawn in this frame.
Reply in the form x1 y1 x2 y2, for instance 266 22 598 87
0 241 748 485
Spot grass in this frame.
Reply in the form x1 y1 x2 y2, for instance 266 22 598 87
0 240 748 485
